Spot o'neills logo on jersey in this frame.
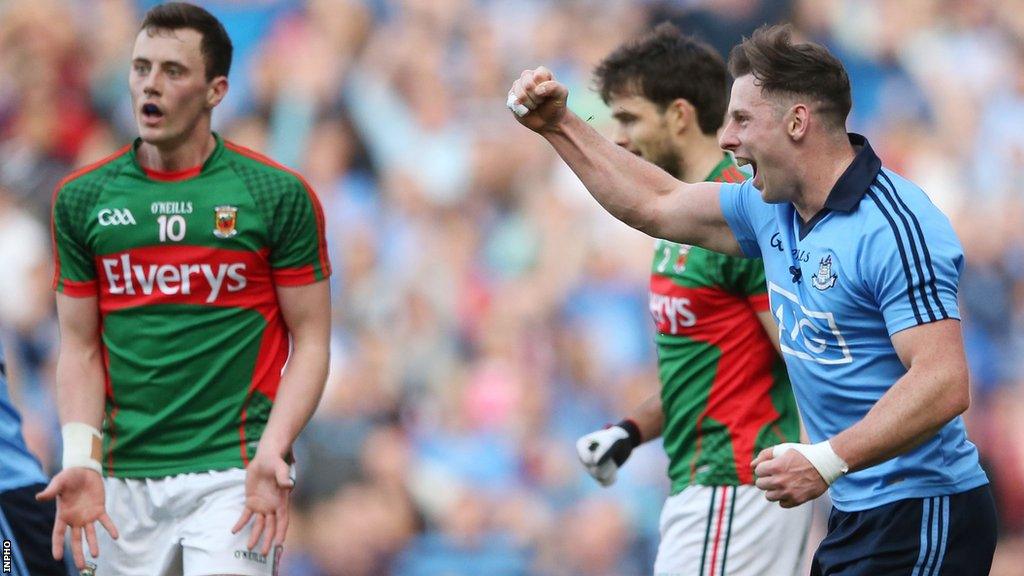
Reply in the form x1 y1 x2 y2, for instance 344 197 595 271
100 254 247 303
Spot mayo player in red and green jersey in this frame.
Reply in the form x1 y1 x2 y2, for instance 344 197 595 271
37 4 330 575
573 25 810 576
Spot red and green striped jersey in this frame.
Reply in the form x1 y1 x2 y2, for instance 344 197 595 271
650 155 799 494
51 135 331 478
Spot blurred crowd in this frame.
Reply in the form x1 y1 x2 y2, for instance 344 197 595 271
1 0 1023 574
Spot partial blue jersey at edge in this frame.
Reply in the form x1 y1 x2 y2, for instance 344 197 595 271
717 134 988 512
0 346 48 492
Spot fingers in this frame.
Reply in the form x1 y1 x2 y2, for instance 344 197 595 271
98 513 120 540
85 523 99 560
232 508 253 534
751 447 775 471
516 70 539 109
247 513 266 551
535 80 566 100
71 525 85 569
260 514 276 557
755 474 779 491
753 458 777 479
35 479 59 502
51 518 66 561
531 66 553 84
275 464 295 489
274 503 290 548
510 68 561 111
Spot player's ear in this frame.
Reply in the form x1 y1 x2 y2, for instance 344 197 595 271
787 103 810 141
206 76 229 109
666 98 695 136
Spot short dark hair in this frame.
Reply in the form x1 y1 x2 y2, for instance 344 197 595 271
728 24 851 128
140 2 233 80
594 23 728 135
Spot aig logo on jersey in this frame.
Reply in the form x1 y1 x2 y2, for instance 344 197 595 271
97 208 137 226
214 205 238 238
769 281 852 365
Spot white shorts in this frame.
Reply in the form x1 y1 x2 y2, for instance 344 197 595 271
94 468 281 576
654 484 812 576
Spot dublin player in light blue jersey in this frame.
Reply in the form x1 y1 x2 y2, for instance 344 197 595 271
0 344 71 575
507 23 997 576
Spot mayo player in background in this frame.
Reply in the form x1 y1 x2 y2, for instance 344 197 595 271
38 2 331 574
573 24 810 576
512 24 996 576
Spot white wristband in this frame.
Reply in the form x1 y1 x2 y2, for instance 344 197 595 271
773 440 849 485
62 422 103 474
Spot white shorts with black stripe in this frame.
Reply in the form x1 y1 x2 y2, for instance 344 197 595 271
654 484 812 576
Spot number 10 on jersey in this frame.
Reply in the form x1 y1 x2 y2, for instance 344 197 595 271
158 214 187 242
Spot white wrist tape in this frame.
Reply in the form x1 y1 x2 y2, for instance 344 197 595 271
62 423 103 474
773 440 849 485
506 90 529 117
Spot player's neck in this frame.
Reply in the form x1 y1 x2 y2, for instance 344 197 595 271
791 135 856 222
137 129 217 173
678 133 724 184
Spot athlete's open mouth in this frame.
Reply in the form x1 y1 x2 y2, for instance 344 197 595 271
736 157 757 179
141 103 164 119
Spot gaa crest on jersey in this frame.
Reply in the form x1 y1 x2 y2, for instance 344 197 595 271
812 255 837 291
213 205 238 238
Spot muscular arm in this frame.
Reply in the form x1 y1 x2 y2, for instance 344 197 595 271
829 319 970 472
235 280 331 554
511 69 741 255
256 280 331 459
55 294 106 429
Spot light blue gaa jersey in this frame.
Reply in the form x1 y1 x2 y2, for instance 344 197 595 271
0 344 48 492
718 134 988 512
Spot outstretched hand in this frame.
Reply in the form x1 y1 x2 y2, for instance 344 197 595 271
232 453 294 557
507 66 570 133
36 468 119 570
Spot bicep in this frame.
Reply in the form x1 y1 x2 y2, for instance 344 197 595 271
652 182 743 256
55 293 100 351
891 318 967 373
890 318 970 415
276 280 331 342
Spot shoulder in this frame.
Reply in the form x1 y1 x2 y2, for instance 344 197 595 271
55 145 133 199
858 167 959 244
52 145 134 225
221 139 313 199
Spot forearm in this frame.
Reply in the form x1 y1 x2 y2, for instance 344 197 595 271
830 365 968 472
256 341 328 458
626 391 664 444
542 113 683 237
55 345 106 428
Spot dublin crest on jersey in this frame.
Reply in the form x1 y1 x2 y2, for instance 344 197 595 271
214 205 238 238
812 255 837 291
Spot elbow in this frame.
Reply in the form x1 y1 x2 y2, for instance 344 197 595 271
945 367 972 418
626 191 672 238
629 208 660 237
